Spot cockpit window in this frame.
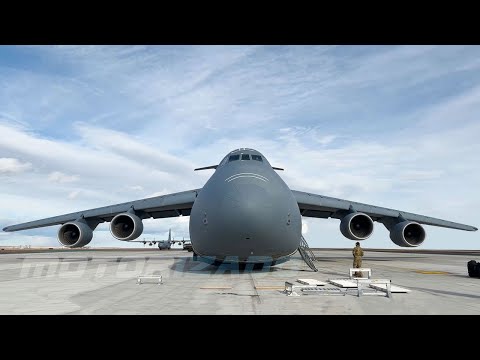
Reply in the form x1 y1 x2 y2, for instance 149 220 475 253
241 154 250 160
229 155 240 162
251 155 263 162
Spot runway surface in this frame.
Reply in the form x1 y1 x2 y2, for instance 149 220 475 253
0 248 479 314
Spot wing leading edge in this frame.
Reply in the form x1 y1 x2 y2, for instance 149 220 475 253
3 189 200 232
292 190 478 232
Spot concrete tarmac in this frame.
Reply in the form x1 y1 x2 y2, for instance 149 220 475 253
0 248 479 314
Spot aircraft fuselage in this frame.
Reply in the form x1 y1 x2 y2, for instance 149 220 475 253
157 242 171 250
189 149 301 264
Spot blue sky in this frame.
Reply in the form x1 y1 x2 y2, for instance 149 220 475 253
0 45 479 249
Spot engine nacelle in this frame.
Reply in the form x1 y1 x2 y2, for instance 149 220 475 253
340 212 374 240
58 221 93 248
390 221 426 247
110 212 143 241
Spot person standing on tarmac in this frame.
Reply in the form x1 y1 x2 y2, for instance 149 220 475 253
352 242 364 277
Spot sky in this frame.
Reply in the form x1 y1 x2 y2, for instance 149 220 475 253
0 45 479 250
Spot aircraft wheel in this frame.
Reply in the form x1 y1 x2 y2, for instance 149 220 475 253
467 260 477 277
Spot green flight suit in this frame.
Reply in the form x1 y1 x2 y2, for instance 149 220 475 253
352 245 364 277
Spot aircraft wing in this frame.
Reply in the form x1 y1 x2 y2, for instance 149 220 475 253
128 240 166 243
292 190 478 231
112 238 189 245
3 189 200 232
127 239 189 243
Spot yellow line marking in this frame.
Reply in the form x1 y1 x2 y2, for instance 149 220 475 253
414 270 450 275
199 286 232 289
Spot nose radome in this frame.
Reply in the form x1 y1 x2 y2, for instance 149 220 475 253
191 172 301 262
224 182 273 224
230 180 267 194
218 182 287 256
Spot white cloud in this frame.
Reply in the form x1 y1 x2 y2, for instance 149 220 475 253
0 158 31 174
302 220 308 235
1 45 479 250
75 123 194 175
48 171 78 183
315 135 337 146
67 190 81 199
145 189 170 198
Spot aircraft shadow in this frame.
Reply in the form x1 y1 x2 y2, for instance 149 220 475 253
365 256 429 261
311 256 428 261
14 255 178 262
406 285 480 299
449 274 480 280
16 256 94 262
168 257 282 274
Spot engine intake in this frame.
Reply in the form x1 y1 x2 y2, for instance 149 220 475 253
340 212 374 240
110 213 143 241
58 221 93 248
390 221 426 247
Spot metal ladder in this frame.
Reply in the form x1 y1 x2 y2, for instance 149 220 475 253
298 235 318 272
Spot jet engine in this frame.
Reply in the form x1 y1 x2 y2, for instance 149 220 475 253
390 221 425 247
110 212 143 241
340 212 374 240
58 221 93 248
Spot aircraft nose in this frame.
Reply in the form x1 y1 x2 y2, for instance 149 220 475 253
190 173 302 262
208 181 298 260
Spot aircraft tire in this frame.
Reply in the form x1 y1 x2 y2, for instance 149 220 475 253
467 260 478 277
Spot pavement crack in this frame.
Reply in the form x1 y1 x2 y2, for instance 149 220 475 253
216 292 259 298
249 273 262 304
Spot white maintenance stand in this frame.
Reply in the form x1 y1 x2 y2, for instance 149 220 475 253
284 279 346 296
349 268 392 298
284 281 345 296
349 268 372 279
356 278 392 298
137 274 163 285
327 268 393 298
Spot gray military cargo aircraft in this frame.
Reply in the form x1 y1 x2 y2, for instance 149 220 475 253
131 228 175 250
130 229 190 250
3 148 478 267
